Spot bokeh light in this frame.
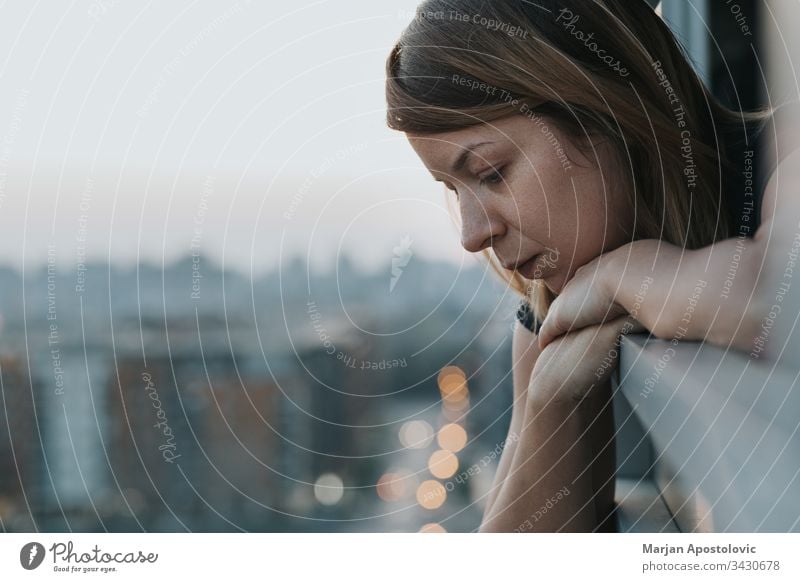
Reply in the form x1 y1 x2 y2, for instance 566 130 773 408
314 473 344 506
399 420 434 449
441 394 470 418
419 522 447 533
416 480 446 510
437 423 468 452
376 470 416 502
438 366 469 404
428 449 459 479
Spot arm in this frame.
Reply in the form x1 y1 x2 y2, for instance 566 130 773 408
550 235 766 353
608 236 764 351
538 148 800 353
480 316 643 532
536 232 767 352
482 319 542 519
612 148 800 351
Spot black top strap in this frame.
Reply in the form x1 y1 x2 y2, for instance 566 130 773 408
515 300 542 334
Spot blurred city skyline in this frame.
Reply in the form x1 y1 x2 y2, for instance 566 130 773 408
0 248 522 532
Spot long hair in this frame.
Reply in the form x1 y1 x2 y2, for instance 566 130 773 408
385 0 768 322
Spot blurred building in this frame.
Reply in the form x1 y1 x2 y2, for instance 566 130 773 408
0 354 45 532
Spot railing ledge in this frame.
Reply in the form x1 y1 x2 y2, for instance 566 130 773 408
614 334 800 532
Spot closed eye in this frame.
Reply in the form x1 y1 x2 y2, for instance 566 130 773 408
479 166 505 188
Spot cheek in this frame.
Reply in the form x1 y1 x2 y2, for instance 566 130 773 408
570 171 620 249
527 174 612 274
511 165 578 235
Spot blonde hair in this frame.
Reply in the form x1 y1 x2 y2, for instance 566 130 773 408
386 0 768 322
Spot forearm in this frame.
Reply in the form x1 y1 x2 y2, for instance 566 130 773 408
483 321 542 518
612 238 765 351
482 383 617 532
481 319 632 532
479 390 598 532
482 406 523 520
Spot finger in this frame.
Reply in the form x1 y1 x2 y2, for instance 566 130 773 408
616 315 648 336
541 307 632 349
538 316 571 350
537 330 548 351
538 326 560 350
537 318 557 350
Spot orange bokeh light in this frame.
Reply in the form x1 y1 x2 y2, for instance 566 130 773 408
416 480 446 509
437 423 468 452
428 449 458 479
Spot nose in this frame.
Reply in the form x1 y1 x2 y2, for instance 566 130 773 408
458 189 505 253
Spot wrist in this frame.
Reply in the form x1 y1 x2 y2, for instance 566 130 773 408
608 242 658 327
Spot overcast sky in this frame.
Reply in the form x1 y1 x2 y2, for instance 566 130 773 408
0 0 471 275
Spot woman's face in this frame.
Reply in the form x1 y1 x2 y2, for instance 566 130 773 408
407 113 634 293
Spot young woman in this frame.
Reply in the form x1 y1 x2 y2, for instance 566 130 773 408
385 0 800 531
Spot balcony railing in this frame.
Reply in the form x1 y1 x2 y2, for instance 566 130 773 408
612 334 800 532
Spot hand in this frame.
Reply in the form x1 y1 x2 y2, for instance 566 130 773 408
537 239 671 350
529 315 647 406
537 246 627 350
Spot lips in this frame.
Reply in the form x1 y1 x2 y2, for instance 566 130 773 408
516 255 540 278
499 256 531 271
498 252 552 279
